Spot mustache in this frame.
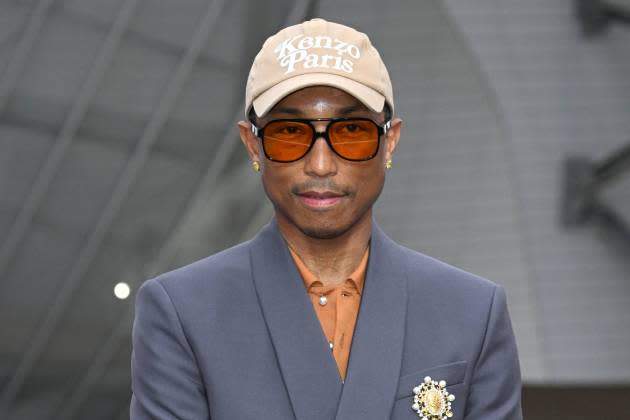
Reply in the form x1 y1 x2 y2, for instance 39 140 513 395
291 179 353 196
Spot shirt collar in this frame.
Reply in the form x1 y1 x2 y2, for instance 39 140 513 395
288 245 369 294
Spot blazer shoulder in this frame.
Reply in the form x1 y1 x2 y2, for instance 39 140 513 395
395 242 499 297
147 239 254 296
392 243 506 350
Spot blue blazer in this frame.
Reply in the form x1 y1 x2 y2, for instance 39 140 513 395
131 217 523 419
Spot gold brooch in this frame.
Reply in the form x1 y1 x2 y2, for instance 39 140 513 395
411 376 455 419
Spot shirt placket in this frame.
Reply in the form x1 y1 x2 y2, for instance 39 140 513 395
332 281 358 379
310 283 337 350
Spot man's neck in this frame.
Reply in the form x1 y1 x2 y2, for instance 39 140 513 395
276 211 372 287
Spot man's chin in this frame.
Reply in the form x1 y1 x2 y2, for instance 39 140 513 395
273 199 371 240
292 215 358 240
298 224 348 240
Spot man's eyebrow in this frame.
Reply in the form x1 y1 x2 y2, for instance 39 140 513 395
271 106 303 116
338 104 366 115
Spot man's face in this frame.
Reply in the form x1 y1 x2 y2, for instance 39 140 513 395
239 86 401 239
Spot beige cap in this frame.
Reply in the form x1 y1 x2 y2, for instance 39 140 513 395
245 18 394 118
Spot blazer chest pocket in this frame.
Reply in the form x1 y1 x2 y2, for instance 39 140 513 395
395 360 467 400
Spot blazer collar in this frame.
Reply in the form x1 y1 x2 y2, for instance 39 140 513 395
249 216 408 420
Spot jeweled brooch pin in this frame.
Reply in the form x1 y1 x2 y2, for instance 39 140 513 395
411 376 455 420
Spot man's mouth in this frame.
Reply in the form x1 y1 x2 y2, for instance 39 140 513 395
296 190 347 208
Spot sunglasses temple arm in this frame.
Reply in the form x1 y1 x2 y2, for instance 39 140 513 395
384 120 391 134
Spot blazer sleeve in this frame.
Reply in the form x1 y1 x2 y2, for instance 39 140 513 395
130 277 210 420
464 285 523 420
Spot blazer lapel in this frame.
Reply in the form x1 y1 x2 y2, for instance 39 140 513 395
334 220 408 420
249 217 343 420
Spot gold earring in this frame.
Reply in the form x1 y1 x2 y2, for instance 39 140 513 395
252 161 260 172
385 159 392 170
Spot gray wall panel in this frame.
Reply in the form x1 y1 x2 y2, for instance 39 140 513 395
445 0 630 383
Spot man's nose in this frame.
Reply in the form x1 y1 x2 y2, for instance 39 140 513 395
303 131 338 177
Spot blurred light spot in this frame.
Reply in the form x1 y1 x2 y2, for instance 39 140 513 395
114 282 131 300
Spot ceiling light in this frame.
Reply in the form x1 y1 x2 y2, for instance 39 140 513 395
114 282 131 300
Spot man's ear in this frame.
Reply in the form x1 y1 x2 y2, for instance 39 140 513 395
237 120 262 164
384 117 402 162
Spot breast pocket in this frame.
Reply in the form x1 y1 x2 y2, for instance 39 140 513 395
395 360 467 400
392 361 468 420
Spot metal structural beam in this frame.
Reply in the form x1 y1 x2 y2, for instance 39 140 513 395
575 0 630 35
592 142 630 185
61 4 236 75
0 0 56 113
0 95 219 161
0 0 226 415
562 142 630 246
0 0 140 282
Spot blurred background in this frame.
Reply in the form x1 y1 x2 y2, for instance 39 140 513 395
1 0 629 418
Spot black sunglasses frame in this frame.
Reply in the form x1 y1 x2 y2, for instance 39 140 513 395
250 117 392 163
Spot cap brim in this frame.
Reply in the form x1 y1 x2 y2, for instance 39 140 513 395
252 73 385 118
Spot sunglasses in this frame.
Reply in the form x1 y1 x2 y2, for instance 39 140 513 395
250 118 392 163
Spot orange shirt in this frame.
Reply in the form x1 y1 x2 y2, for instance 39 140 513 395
288 245 369 380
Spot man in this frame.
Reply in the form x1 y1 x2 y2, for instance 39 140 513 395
130 18 523 420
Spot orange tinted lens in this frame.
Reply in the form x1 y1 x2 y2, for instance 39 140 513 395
263 121 313 161
329 120 379 160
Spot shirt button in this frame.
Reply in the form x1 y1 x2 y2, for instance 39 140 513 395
319 295 328 305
